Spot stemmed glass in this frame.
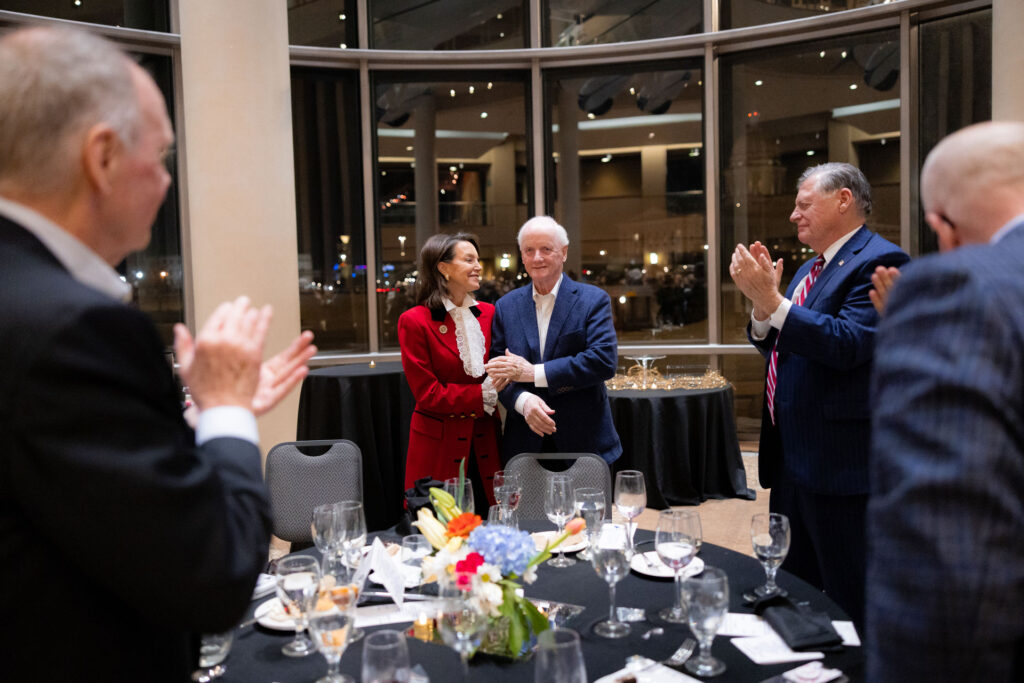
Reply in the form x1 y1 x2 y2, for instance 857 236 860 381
312 503 339 572
655 509 700 622
436 571 487 682
684 567 729 678
362 630 411 683
745 512 790 602
274 555 322 657
589 520 632 638
307 595 357 683
334 501 367 643
444 477 475 515
191 632 232 681
574 487 606 561
534 627 587 683
545 474 576 567
614 470 646 554
493 470 522 527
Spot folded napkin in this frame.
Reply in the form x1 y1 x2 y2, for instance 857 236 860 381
593 657 701 683
251 572 276 600
754 595 843 652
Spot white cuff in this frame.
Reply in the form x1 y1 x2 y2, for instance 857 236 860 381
196 405 259 446
534 363 547 387
481 376 498 415
750 313 771 341
769 298 792 329
515 391 539 416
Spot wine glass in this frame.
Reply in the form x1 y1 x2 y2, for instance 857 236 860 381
534 627 587 683
655 509 700 622
746 512 791 602
589 520 632 638
684 567 729 677
487 504 515 527
545 474 576 567
493 470 522 527
614 470 646 554
274 555 321 657
574 487 606 561
307 599 357 683
436 571 487 682
334 501 367 572
191 631 232 681
361 629 411 683
312 503 339 571
444 477 475 515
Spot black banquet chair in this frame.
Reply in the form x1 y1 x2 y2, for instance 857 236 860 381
264 439 362 546
504 452 611 521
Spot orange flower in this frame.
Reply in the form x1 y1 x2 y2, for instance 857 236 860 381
446 512 483 538
565 517 586 536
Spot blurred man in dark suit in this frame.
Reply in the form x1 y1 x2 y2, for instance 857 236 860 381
0 26 314 680
867 121 1024 681
729 163 908 627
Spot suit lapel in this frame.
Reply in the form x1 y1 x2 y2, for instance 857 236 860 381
427 306 461 359
803 226 870 310
516 286 542 362
543 274 578 361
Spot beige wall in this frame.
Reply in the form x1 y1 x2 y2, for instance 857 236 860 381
993 0 1024 120
177 0 302 456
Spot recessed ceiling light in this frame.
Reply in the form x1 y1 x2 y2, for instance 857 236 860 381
755 80 763 86
480 112 488 118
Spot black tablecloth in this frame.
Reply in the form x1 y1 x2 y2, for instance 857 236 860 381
224 527 863 682
297 364 753 530
609 386 756 507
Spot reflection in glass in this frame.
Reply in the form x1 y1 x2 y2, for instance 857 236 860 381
0 0 169 31
292 67 369 352
545 1 701 47
719 30 900 344
547 64 705 343
371 0 526 50
373 74 529 348
287 0 358 49
722 0 893 30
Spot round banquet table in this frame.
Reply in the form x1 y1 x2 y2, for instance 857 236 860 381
222 526 863 682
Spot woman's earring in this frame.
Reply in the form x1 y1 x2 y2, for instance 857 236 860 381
443 272 450 281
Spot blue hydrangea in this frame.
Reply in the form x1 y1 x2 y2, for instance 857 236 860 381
467 525 536 577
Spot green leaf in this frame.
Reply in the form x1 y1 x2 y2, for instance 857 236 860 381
456 457 466 510
520 596 550 636
508 604 526 656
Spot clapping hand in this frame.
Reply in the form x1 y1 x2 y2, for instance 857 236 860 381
869 265 901 315
729 242 784 320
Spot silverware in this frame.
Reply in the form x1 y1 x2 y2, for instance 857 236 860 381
641 626 664 640
622 636 698 679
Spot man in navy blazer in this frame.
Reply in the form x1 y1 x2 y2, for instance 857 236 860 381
486 216 622 463
0 27 314 680
867 121 1024 681
729 163 908 627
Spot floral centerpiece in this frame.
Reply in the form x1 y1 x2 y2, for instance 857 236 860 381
412 466 585 659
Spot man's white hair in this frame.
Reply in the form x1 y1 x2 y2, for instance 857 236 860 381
517 215 569 248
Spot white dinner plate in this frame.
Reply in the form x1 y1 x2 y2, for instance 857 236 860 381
254 597 295 631
531 531 588 554
630 553 705 579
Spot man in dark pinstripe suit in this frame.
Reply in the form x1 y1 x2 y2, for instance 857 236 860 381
868 121 1024 681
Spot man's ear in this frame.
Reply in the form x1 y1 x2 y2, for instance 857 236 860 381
81 123 120 195
925 211 961 252
837 187 854 214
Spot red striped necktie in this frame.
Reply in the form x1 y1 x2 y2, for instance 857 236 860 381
766 255 825 425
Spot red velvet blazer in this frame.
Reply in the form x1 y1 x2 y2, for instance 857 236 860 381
398 302 500 503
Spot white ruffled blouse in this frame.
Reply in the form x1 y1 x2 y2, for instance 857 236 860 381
443 296 497 415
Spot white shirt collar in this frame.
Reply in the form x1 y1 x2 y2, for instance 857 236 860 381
0 195 132 302
820 225 862 265
532 275 563 301
443 294 478 311
991 213 1024 244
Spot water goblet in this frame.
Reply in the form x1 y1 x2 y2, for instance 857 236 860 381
545 474 576 567
574 487 606 561
590 520 632 638
487 504 515 527
308 601 357 683
444 477 475 515
655 509 700 622
362 629 411 683
274 555 321 657
401 534 432 567
190 631 232 681
493 470 522 526
436 571 487 682
534 627 587 683
684 567 729 678
745 512 791 602
614 470 646 554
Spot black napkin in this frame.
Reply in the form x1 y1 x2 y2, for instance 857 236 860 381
753 594 844 652
395 477 445 536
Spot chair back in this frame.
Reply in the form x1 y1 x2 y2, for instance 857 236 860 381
504 452 611 521
265 439 362 544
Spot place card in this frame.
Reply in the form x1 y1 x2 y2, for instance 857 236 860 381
731 631 825 665
593 656 702 683
355 599 446 629
718 612 773 637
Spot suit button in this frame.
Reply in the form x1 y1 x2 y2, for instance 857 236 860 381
449 414 456 418
470 412 477 418
460 413 466 419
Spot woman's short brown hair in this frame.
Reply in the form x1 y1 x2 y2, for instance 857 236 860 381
413 232 480 310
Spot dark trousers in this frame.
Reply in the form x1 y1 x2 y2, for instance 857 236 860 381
769 475 868 631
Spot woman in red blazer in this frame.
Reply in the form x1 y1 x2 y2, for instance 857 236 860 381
398 233 506 508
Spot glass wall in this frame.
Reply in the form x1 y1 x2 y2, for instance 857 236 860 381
719 29 901 344
545 0 702 46
292 66 369 352
373 73 530 347
546 63 706 343
371 0 527 50
288 0 358 49
0 0 169 30
722 0 894 30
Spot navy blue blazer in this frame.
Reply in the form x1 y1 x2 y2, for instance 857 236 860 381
491 273 622 463
867 221 1024 681
751 225 909 495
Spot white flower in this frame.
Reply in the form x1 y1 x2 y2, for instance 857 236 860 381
476 562 503 584
479 580 504 617
522 565 538 584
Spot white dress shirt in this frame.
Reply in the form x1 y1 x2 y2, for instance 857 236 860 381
0 195 257 446
514 276 563 415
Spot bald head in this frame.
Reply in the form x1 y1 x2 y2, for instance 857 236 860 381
921 121 1024 249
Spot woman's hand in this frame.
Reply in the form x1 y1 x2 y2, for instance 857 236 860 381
485 348 534 383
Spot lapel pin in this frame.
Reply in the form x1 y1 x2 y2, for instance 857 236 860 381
439 324 448 334
838 259 845 266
